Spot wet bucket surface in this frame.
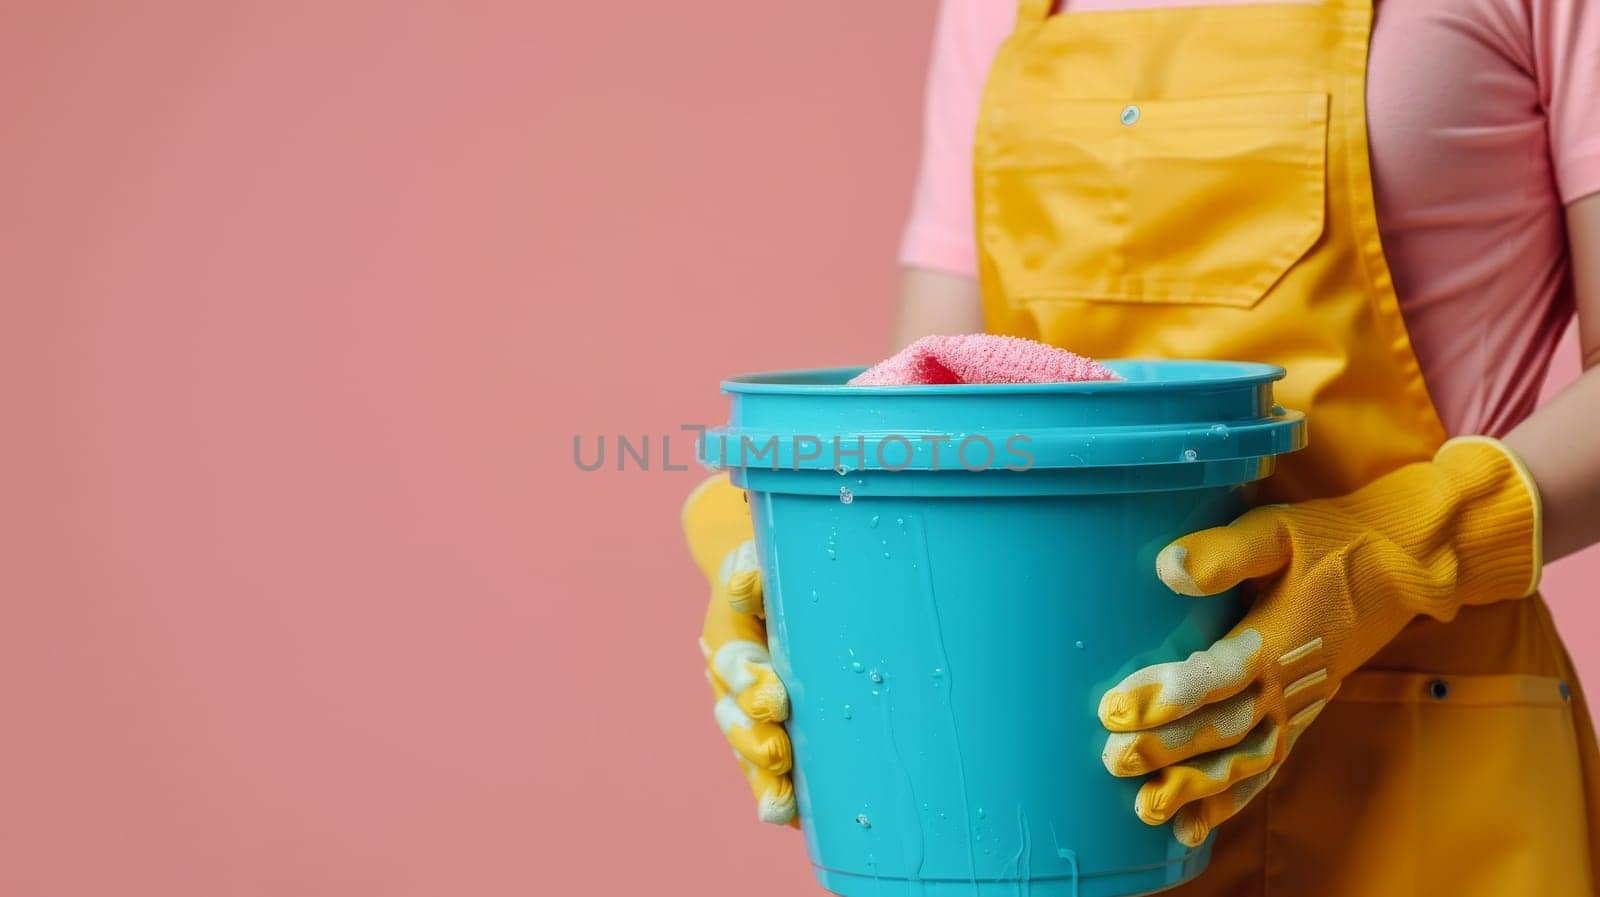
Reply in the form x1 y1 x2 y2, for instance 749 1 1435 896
701 361 1305 897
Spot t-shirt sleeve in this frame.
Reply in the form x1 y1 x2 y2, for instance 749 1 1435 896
897 0 1015 277
1535 0 1600 204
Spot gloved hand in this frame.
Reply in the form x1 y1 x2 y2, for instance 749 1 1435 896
1099 436 1542 847
682 474 797 825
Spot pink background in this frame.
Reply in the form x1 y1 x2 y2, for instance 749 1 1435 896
1 3 1592 896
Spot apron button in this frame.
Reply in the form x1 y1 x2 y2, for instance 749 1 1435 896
1120 104 1141 126
1427 678 1450 701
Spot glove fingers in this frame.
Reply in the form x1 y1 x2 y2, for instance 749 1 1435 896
1100 628 1265 732
1170 762 1281 848
708 640 792 768
722 541 765 618
734 659 790 723
1152 694 1335 843
1156 507 1292 597
708 667 798 825
1101 686 1264 776
1133 721 1280 824
722 713 793 775
702 581 769 651
706 645 791 724
709 639 787 715
737 756 798 826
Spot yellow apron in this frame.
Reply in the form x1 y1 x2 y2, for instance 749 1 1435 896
973 0 1600 892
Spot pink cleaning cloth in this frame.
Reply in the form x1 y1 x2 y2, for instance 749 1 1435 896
849 334 1119 386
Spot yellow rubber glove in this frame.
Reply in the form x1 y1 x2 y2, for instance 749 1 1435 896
682 474 797 826
1099 436 1542 847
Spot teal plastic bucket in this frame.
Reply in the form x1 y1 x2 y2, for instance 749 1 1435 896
700 360 1305 897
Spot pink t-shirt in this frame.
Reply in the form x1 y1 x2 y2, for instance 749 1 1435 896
900 0 1600 437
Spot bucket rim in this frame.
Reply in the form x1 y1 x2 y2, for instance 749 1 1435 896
720 359 1287 396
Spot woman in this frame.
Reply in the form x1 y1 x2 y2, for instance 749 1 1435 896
684 0 1600 892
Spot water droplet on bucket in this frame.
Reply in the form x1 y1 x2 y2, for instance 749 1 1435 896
1271 404 1286 416
895 517 905 526
842 704 853 719
869 669 884 683
869 515 879 528
810 590 819 603
851 661 864 673
827 548 836 560
855 813 872 829
1075 640 1085 649
1210 424 1229 440
835 464 850 476
977 807 987 819
839 486 854 504
1182 449 1198 462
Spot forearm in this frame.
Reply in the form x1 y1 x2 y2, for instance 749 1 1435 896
1503 369 1600 561
889 266 983 351
1503 193 1600 562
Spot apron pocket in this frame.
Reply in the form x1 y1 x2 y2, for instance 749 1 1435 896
1266 671 1594 897
980 92 1327 308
